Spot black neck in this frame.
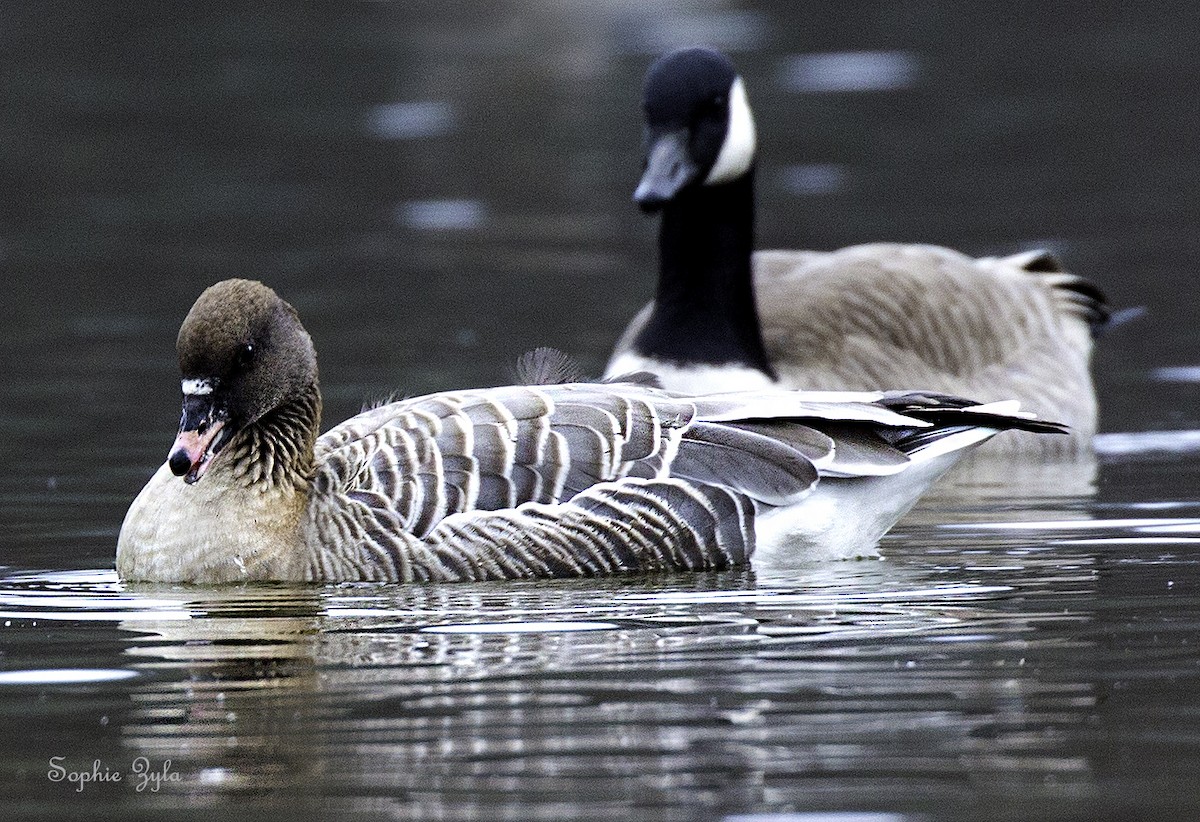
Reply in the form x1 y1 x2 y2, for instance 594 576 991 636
633 170 775 377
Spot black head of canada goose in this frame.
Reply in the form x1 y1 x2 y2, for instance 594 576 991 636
117 280 1066 584
606 47 1109 451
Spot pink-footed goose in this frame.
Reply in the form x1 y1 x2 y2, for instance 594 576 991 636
605 48 1108 452
117 279 1064 584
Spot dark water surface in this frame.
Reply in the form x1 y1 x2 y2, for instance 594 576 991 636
3 2 1200 820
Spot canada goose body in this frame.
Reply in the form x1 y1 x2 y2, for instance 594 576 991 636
604 48 1107 451
117 280 1064 584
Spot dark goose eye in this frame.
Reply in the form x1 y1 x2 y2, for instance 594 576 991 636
236 343 255 369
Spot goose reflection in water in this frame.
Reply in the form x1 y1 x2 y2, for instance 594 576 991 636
98 549 1101 810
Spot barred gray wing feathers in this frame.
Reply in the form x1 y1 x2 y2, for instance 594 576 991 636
315 384 690 538
306 381 1063 582
404 478 755 581
315 382 951 543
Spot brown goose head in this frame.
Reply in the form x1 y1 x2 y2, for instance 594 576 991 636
168 279 317 484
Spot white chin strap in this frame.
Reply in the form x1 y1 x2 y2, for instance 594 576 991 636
704 77 757 185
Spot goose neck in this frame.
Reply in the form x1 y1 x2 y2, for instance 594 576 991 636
223 382 322 490
643 172 774 375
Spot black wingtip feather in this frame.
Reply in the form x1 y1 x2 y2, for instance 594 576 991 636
877 391 1071 438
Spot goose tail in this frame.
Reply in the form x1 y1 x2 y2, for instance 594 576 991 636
995 249 1111 336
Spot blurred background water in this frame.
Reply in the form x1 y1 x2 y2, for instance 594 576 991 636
2 2 1200 820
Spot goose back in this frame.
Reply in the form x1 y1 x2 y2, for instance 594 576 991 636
610 243 1104 450
755 244 1102 444
299 382 1065 582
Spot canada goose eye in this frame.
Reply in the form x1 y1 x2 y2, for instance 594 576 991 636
703 94 728 117
235 343 255 370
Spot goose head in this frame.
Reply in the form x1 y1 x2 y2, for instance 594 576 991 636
635 47 757 212
168 279 317 484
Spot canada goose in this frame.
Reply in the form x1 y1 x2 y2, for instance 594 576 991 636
116 280 1064 584
605 47 1108 451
